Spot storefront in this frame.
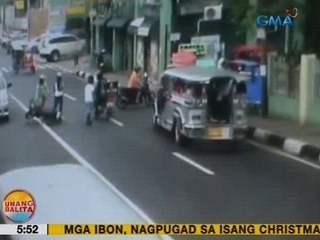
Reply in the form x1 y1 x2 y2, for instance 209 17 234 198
105 0 134 72
128 0 160 81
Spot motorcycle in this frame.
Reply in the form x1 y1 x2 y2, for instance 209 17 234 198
95 81 118 121
25 99 62 123
116 72 155 109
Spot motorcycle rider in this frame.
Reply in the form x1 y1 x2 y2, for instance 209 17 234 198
128 67 142 103
94 64 106 117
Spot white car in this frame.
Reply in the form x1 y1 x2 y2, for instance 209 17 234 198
26 34 50 53
39 34 86 62
0 164 167 240
0 71 12 121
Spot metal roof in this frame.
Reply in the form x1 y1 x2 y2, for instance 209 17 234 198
163 66 249 83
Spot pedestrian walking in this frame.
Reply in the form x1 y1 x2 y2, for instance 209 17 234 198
53 72 64 119
35 75 49 109
85 75 95 126
74 52 79 66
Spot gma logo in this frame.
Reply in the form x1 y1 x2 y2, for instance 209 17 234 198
256 16 294 28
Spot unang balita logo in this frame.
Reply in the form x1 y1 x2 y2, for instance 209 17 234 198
2 189 36 223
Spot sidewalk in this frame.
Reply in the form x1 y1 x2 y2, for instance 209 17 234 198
248 116 320 162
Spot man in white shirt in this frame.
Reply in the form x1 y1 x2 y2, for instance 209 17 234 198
84 75 95 126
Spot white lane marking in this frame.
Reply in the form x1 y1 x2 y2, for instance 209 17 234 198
1 67 9 73
10 94 28 111
10 93 174 240
248 140 320 170
10 94 66 121
63 93 77 101
110 118 124 127
172 152 215 175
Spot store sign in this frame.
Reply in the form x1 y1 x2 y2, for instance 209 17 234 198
191 35 220 57
66 6 86 15
138 27 150 37
170 33 181 41
178 44 207 56
15 0 24 10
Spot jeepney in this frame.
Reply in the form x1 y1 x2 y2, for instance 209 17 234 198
153 66 249 146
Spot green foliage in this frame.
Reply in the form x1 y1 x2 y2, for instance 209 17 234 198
225 0 298 31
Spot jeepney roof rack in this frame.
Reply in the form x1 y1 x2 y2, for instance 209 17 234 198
163 66 250 83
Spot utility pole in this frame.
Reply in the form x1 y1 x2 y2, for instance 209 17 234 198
89 0 95 67
27 0 30 39
260 28 268 117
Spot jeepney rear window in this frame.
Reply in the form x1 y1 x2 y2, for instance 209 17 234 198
236 81 247 94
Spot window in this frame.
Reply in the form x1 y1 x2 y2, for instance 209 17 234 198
173 78 186 94
50 36 77 44
63 36 77 42
49 37 63 44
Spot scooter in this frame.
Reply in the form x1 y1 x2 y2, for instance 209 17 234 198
116 72 155 109
95 81 118 121
25 99 62 123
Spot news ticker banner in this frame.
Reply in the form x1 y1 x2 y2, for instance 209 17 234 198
0 224 320 236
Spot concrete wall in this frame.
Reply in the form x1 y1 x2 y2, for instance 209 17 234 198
268 53 320 126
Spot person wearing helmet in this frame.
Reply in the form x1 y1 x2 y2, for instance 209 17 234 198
35 75 49 109
53 72 64 119
94 68 105 117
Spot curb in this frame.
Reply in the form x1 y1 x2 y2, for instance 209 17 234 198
248 126 320 163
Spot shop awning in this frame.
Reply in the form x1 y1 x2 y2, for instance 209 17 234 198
127 17 145 35
93 16 111 26
106 17 131 29
137 18 158 37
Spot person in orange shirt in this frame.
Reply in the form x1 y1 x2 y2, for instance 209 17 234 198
128 67 142 103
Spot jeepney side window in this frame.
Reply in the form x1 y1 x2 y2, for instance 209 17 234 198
173 78 186 95
236 81 247 94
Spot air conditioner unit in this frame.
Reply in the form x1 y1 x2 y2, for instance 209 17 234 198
204 4 223 21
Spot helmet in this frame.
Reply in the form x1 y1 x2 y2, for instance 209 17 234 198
57 72 62 77
40 74 46 79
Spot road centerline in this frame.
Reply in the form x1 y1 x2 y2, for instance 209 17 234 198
63 93 77 101
110 118 124 127
172 152 215 176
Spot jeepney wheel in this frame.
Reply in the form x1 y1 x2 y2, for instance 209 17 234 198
174 118 188 146
51 50 60 62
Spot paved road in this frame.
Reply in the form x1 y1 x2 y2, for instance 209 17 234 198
0 49 320 240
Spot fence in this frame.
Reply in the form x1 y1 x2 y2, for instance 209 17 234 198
268 53 320 125
269 54 300 98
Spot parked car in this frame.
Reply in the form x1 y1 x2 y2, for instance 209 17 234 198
153 66 249 147
39 34 86 62
0 71 12 121
26 34 50 53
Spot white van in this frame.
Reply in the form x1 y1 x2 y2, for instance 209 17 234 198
0 71 12 121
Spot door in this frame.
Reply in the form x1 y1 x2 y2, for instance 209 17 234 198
64 36 79 56
159 75 177 130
